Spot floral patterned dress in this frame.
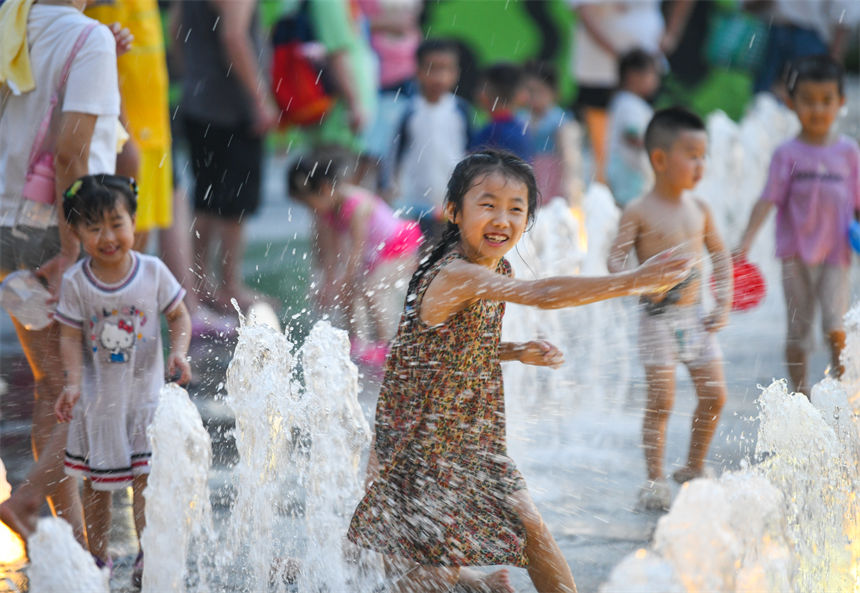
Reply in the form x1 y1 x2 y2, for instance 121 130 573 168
347 252 528 567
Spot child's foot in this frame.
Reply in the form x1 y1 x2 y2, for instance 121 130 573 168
92 554 113 577
636 478 672 512
131 550 143 588
459 567 514 593
671 465 715 484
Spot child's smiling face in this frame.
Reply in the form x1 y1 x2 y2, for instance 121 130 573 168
447 170 529 267
75 201 136 269
789 79 844 141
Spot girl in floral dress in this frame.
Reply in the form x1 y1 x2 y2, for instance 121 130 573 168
347 150 690 592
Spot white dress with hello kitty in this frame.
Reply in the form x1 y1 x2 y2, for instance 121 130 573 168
55 252 185 490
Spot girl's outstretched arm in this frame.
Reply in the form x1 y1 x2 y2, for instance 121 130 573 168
420 252 691 326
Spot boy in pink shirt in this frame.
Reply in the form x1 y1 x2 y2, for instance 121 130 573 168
739 55 860 395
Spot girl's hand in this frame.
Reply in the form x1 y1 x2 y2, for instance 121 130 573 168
633 249 693 295
55 385 81 423
109 23 134 57
518 340 565 369
167 353 192 385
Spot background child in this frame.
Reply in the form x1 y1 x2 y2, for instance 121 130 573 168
53 175 191 586
608 107 731 511
738 55 859 396
288 150 423 367
348 150 690 592
607 49 661 207
521 61 584 207
393 38 471 242
470 62 534 162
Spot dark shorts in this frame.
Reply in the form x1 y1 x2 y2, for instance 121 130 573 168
575 85 613 110
0 226 61 279
184 116 263 219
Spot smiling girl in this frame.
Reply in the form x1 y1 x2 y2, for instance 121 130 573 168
53 174 191 585
347 150 691 592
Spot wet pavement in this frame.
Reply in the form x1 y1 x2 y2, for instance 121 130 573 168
0 150 852 592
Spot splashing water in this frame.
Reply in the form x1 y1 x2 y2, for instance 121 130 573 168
221 314 299 590
27 518 107 592
141 383 214 592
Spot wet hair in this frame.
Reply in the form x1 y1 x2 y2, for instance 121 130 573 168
618 49 657 85
786 54 844 97
481 62 524 105
62 174 138 227
643 106 706 156
416 38 459 68
523 60 557 91
404 149 539 308
286 148 351 201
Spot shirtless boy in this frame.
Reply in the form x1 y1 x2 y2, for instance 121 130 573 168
608 107 732 511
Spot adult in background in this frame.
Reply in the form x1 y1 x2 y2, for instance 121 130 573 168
179 0 279 313
0 0 124 543
86 0 173 251
568 0 664 184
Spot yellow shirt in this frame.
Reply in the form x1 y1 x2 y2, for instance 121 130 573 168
86 0 169 150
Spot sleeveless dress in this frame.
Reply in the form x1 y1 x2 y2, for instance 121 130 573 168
347 252 528 567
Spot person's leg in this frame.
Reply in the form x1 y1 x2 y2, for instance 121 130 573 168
674 360 726 483
642 365 676 481
7 317 85 543
0 422 75 540
82 480 112 562
192 211 218 306
818 265 850 380
132 474 147 547
582 107 608 184
782 259 814 395
509 489 577 593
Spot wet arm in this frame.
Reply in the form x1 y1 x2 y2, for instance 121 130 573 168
421 255 688 325
59 324 83 390
737 199 773 256
165 301 191 361
703 202 732 313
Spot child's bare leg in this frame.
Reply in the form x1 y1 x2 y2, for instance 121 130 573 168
132 474 148 548
82 480 112 561
827 329 846 379
391 564 459 593
786 344 809 396
674 360 726 483
511 489 577 593
459 567 514 593
643 366 676 481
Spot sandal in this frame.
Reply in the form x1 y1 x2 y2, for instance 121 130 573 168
131 550 143 588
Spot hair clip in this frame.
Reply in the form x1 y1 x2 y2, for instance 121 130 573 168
64 179 83 200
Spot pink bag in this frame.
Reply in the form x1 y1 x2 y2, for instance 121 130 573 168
20 24 97 206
